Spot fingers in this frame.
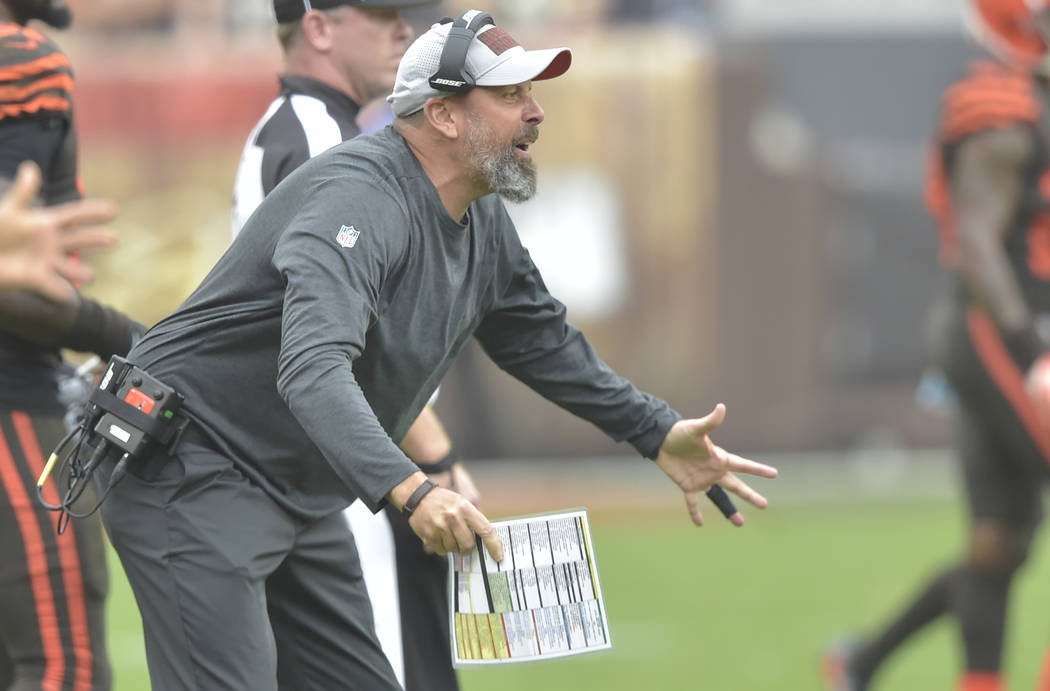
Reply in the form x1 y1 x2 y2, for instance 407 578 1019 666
464 505 503 562
58 225 117 254
478 525 504 563
434 530 458 556
719 472 769 510
36 265 80 301
688 474 771 529
688 402 726 438
49 198 118 232
447 511 478 555
683 491 705 527
10 161 42 212
705 484 743 526
723 450 778 479
408 487 503 561
420 515 465 557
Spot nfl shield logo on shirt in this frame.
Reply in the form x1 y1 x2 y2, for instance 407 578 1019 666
336 224 360 248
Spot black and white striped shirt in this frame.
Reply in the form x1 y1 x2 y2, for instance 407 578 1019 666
231 75 362 237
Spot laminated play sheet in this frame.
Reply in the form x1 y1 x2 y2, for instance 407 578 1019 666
449 508 611 666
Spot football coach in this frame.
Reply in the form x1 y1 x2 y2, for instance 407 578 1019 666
99 10 778 689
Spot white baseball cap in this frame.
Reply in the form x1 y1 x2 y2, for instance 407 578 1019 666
387 10 572 117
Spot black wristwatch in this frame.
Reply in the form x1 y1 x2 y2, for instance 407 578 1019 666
401 478 438 518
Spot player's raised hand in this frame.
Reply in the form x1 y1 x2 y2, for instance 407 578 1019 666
654 403 778 526
402 477 503 562
0 160 117 300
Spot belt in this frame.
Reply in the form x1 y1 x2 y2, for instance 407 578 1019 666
174 419 216 454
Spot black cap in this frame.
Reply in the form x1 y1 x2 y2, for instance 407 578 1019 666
273 0 439 24
5 0 72 28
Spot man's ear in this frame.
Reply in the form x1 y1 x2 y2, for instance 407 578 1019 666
422 97 461 140
300 10 334 51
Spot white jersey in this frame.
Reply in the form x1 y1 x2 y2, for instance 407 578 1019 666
230 75 361 238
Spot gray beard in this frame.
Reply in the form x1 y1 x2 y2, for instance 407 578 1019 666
466 114 538 203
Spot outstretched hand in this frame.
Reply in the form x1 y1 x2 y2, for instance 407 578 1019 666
0 160 117 301
654 404 778 526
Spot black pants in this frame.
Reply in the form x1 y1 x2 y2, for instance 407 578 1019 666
100 439 400 691
0 411 111 691
929 302 1047 526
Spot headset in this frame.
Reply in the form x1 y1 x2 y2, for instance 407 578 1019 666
428 10 494 93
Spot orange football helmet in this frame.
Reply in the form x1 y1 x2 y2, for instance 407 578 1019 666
969 0 1050 71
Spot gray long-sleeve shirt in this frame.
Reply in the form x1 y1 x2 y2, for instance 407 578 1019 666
130 126 680 520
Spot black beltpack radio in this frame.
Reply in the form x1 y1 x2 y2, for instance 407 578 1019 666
89 356 186 455
37 355 187 531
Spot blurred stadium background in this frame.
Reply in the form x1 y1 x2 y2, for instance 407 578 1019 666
53 0 1050 688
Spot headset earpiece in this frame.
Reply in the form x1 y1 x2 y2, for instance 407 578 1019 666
428 10 495 93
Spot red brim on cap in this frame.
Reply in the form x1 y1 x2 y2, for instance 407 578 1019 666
534 50 572 81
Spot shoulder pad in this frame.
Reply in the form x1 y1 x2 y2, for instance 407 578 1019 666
0 21 72 121
939 59 1039 144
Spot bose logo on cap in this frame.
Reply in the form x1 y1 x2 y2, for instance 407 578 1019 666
432 78 467 87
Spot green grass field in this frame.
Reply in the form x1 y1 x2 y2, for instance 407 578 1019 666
103 496 1050 690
